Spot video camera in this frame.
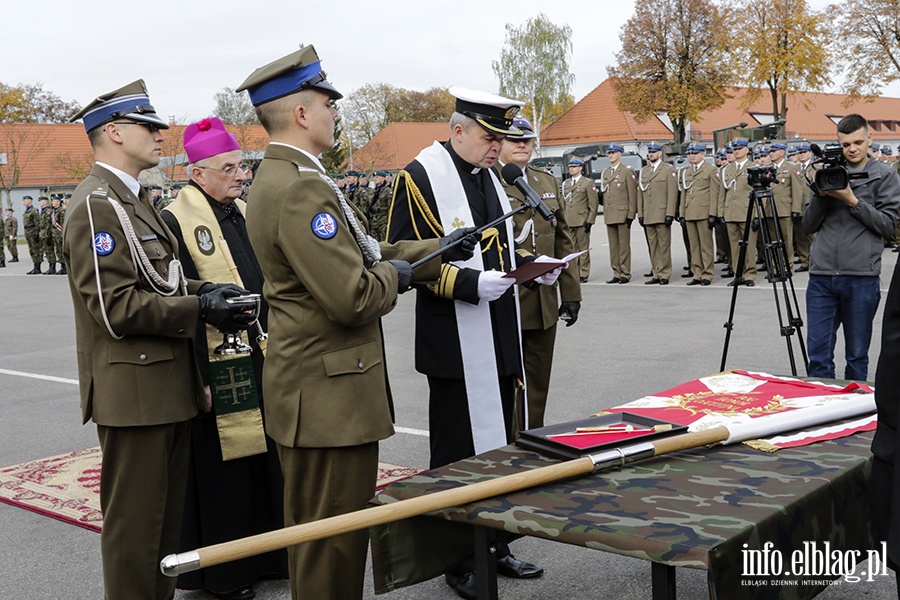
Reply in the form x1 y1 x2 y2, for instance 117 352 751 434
806 143 868 194
747 165 777 189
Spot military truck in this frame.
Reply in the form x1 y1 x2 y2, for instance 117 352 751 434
713 120 786 151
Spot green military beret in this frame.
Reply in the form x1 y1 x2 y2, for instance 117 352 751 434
374 170 389 177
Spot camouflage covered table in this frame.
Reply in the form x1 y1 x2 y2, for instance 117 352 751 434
371 431 874 599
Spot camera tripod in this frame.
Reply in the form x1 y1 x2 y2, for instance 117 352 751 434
720 183 809 376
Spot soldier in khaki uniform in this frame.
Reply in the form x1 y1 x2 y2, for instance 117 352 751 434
2 207 17 266
237 46 469 600
499 117 581 430
637 143 677 284
64 80 254 600
599 145 637 283
764 143 805 269
793 144 815 271
715 147 733 269
561 158 598 282
719 138 757 286
678 144 718 285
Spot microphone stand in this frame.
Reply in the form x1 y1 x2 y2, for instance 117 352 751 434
409 188 555 270
410 204 530 269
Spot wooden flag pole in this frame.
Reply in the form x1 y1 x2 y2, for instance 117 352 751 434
161 389 875 577
161 426 730 576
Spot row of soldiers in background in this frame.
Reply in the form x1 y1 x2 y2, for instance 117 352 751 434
334 169 395 240
560 139 817 288
6 194 71 273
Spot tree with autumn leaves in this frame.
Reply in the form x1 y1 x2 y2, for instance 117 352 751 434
609 0 732 145
611 0 831 144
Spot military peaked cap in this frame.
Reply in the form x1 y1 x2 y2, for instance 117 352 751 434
450 87 524 136
237 45 342 106
70 80 169 133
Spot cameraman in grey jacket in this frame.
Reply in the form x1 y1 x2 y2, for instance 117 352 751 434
803 113 900 382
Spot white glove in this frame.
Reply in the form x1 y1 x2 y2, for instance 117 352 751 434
477 270 515 301
537 266 564 286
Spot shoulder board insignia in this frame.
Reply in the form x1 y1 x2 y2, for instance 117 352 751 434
93 232 115 256
311 212 339 239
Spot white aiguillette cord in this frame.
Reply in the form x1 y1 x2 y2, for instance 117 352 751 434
85 189 187 340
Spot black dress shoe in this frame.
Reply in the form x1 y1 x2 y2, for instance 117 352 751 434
10 257 17 262
721 270 735 278
795 266 809 272
744 280 755 287
445 572 477 600
727 279 744 287
715 258 725 264
686 279 702 286
580 277 588 283
215 585 256 600
606 277 621 284
497 554 544 579
643 272 653 277
894 247 900 253
758 264 767 272
682 265 690 271
659 279 668 285
701 280 711 286
618 278 629 284
681 271 694 278
645 278 660 285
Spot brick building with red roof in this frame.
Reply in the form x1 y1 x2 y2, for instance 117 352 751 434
538 79 900 159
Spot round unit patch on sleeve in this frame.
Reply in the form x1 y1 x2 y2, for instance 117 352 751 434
93 232 115 256
311 212 338 239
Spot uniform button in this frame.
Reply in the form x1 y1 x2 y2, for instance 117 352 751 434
156 249 161 256
139 353 148 361
358 360 365 369
178 328 185 334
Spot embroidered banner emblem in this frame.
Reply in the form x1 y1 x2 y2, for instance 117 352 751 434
311 212 338 239
92 232 115 256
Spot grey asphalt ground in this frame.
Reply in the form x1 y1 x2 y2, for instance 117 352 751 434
2 224 898 600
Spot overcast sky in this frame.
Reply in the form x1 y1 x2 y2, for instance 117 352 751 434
6 0 891 124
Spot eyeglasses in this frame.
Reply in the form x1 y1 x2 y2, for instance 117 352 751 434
113 121 163 134
196 163 250 177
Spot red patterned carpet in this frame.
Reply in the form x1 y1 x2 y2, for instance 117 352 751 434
0 447 422 533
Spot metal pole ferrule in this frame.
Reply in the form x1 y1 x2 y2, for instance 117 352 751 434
588 442 656 473
160 550 200 577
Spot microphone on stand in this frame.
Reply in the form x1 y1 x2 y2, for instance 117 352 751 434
501 163 556 223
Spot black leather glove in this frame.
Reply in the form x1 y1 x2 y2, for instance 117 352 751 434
198 284 255 333
679 216 686 226
792 212 802 224
440 226 478 262
559 301 581 327
387 260 412 293
584 222 593 233
626 218 633 228
665 216 674 227
707 216 717 229
717 216 726 226
751 217 760 232
638 217 645 228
